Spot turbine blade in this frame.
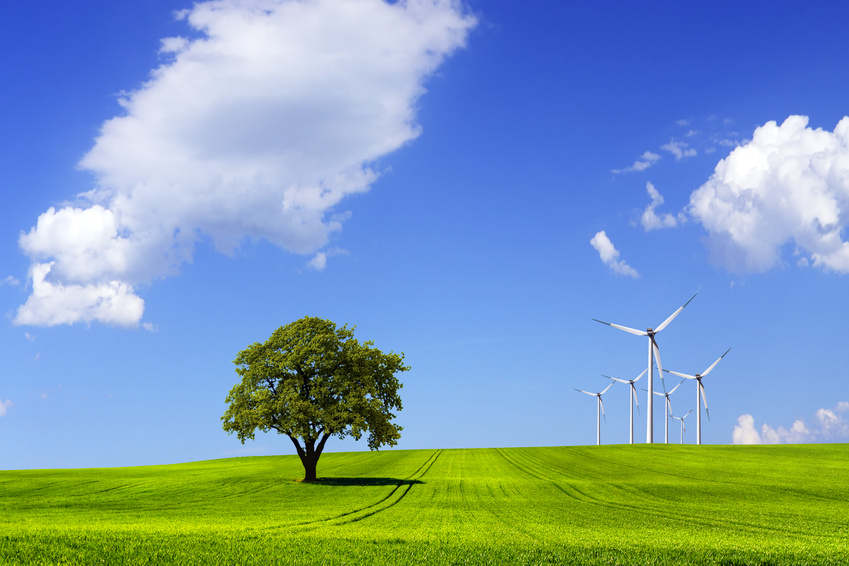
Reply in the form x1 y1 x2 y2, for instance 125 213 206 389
702 347 732 377
610 323 648 337
633 368 648 382
665 369 696 380
655 293 697 333
575 389 595 396
655 306 683 333
653 391 665 397
669 379 686 394
632 385 640 408
700 382 709 416
603 374 629 384
684 409 693 418
599 397 606 419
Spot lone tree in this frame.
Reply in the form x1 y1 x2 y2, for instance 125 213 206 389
221 316 408 482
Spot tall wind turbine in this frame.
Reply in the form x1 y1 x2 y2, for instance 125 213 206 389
603 369 646 444
593 293 696 443
671 410 693 444
664 348 731 445
651 378 685 444
575 382 614 445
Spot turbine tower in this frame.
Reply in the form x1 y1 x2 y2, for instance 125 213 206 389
575 382 614 445
651 378 685 444
671 410 693 444
603 369 646 444
593 293 696 443
664 347 731 445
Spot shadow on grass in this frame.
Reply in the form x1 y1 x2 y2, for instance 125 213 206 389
312 477 424 487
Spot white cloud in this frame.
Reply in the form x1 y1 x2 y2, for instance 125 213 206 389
24 332 35 342
16 0 476 327
732 414 761 444
612 151 661 174
307 252 328 271
0 399 11 417
733 402 849 444
661 139 697 160
1 275 20 286
641 182 684 231
689 115 849 273
760 419 813 444
305 247 348 271
15 263 145 328
590 231 640 278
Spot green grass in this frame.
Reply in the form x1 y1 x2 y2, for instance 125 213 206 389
1 444 848 564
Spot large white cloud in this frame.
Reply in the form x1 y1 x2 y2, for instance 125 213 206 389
16 0 476 327
689 115 849 273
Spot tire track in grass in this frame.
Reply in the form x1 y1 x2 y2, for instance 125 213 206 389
548 447 832 540
494 448 592 504
291 449 442 528
339 449 442 524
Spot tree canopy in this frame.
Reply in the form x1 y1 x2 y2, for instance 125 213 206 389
221 316 408 481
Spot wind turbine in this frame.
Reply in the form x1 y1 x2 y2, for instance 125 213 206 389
575 382 614 445
664 348 731 445
602 369 646 444
671 410 693 444
593 293 696 443
651 378 685 444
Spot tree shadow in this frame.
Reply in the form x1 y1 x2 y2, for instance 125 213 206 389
312 477 424 487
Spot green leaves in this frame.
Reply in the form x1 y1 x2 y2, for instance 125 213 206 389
221 316 408 479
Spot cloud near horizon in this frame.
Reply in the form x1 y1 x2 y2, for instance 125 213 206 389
15 0 476 328
732 402 849 444
690 115 849 273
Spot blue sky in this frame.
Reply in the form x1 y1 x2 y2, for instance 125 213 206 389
2 0 849 469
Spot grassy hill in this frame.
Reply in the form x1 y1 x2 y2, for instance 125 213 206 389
1 444 847 565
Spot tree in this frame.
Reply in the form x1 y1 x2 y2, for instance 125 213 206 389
221 316 408 482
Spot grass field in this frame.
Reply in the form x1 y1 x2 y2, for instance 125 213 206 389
1 444 847 565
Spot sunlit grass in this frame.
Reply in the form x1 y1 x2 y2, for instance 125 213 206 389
2 444 847 564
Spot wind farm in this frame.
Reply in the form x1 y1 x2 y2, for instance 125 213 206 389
593 293 697 443
587 294 733 446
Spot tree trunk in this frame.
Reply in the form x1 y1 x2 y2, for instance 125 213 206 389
302 454 319 482
289 433 331 482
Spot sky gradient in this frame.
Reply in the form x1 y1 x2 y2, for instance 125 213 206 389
2 0 849 469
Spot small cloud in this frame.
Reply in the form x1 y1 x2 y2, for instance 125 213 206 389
612 151 661 174
24 332 35 342
641 182 685 231
305 247 349 272
142 322 158 333
675 119 690 127
40 391 49 400
1 275 20 287
307 252 328 271
34 352 41 362
661 139 697 160
0 399 12 417
590 231 640 278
